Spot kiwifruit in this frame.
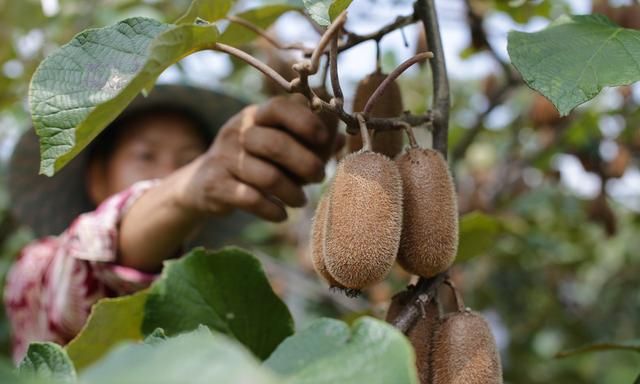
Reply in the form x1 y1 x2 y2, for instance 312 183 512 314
310 192 343 288
348 71 404 158
386 290 440 384
431 310 503 384
323 150 403 290
396 147 458 278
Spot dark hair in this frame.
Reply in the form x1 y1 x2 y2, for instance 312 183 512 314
87 103 213 162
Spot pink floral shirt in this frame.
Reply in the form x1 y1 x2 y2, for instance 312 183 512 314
4 180 160 362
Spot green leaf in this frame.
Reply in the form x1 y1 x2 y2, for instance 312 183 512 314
265 317 418 384
302 0 351 26
219 5 300 46
19 342 76 384
29 17 220 176
556 339 640 358
457 211 502 262
508 14 640 116
65 290 147 371
142 247 294 360
175 0 235 24
81 327 278 384
328 0 351 21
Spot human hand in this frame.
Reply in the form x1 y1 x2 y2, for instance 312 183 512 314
173 96 340 222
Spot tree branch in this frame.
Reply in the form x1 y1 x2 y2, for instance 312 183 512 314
213 43 293 92
340 14 418 53
415 0 450 158
392 272 448 333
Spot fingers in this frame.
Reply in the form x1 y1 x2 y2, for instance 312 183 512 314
213 176 288 222
254 97 331 149
226 152 307 207
241 126 325 183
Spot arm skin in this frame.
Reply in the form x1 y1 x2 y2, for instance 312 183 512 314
118 97 340 272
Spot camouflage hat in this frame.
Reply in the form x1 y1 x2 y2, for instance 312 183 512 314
9 84 254 244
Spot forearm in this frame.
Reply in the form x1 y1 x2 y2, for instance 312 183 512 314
118 165 207 273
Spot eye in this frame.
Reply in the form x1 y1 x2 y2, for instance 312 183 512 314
133 149 156 163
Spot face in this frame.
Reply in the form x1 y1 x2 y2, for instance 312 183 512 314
88 113 207 204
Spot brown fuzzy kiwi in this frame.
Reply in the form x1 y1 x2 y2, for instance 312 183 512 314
310 192 344 288
431 310 503 384
386 290 440 384
396 147 458 278
323 150 403 290
348 71 404 158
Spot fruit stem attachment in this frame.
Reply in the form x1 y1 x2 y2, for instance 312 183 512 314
362 52 433 116
356 113 373 151
404 124 419 148
444 278 466 312
212 43 292 92
392 271 447 333
329 25 344 106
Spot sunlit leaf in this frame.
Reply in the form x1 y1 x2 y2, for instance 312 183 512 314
175 0 235 24
508 15 640 116
219 4 300 46
81 327 278 384
266 317 418 384
29 17 220 176
66 290 147 371
302 0 351 26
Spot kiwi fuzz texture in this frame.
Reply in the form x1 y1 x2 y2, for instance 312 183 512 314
310 192 343 288
324 150 403 289
386 290 440 384
396 147 458 277
431 310 503 384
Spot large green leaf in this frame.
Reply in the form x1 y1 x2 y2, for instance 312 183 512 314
29 17 220 176
65 290 147 371
508 14 640 116
556 339 640 358
265 317 418 384
81 327 278 384
457 211 502 262
175 0 235 24
302 0 351 26
18 342 76 384
142 247 294 360
219 5 300 46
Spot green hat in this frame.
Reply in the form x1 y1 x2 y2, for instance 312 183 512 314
9 84 254 244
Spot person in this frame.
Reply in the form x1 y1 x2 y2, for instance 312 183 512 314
4 84 340 361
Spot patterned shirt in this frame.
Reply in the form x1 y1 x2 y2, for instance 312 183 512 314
4 180 159 362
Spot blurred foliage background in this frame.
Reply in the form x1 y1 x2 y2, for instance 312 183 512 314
1 0 639 383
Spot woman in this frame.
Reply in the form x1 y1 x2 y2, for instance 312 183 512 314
5 84 339 361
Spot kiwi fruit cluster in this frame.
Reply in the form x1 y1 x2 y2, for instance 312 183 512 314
386 285 503 384
311 131 457 293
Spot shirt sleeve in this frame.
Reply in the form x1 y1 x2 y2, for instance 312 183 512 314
4 179 160 362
